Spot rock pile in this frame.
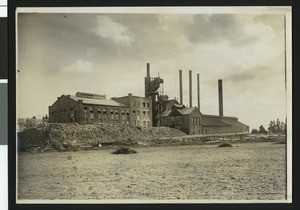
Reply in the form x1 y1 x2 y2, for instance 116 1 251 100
18 123 186 151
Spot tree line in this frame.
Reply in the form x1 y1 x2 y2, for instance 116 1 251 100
251 118 286 134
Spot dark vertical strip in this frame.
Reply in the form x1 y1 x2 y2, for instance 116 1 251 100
0 18 7 79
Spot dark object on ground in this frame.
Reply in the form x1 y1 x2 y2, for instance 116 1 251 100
112 145 137 154
218 143 232 147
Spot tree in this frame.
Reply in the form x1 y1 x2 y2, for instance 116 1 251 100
268 118 286 134
251 128 259 134
259 125 267 134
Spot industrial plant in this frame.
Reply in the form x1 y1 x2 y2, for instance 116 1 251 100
48 63 249 135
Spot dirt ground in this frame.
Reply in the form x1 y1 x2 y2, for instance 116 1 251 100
17 142 286 201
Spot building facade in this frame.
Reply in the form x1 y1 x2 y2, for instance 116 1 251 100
160 104 249 135
112 93 152 128
49 92 152 128
49 92 130 125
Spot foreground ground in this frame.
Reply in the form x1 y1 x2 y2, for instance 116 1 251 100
17 142 286 201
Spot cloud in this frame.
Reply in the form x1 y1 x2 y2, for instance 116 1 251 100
91 15 133 45
61 60 95 73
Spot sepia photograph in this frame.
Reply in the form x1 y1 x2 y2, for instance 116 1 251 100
16 6 292 203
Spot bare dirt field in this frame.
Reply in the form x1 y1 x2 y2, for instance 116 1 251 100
17 142 286 201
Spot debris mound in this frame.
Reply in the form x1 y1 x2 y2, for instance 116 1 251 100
111 146 137 154
18 122 186 151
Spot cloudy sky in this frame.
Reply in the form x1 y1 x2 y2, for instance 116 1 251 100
17 7 291 130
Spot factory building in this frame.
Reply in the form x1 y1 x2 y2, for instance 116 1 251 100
48 92 152 128
145 63 249 135
112 93 152 128
48 63 248 134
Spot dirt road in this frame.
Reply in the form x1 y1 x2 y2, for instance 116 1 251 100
17 142 286 201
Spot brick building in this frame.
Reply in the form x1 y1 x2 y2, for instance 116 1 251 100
49 92 152 128
112 93 152 128
160 104 249 135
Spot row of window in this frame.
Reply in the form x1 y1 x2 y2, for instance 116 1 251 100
132 110 150 116
132 101 150 108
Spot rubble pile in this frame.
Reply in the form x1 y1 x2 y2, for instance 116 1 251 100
18 123 186 151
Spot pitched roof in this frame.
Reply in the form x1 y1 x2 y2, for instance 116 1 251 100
202 114 247 127
161 107 199 117
68 95 128 107
202 116 231 127
161 110 171 117
178 107 197 115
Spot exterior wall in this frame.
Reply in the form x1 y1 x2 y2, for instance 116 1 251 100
188 109 202 135
160 115 189 134
113 94 152 128
202 124 249 134
49 95 80 123
202 116 249 134
49 95 130 125
130 96 152 128
78 104 130 125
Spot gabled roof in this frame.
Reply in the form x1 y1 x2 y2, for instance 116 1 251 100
177 107 197 115
68 95 128 107
161 107 200 117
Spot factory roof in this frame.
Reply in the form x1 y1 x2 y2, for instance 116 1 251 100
160 107 200 117
67 95 128 107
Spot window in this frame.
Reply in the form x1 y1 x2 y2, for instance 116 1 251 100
84 107 88 110
110 109 114 115
143 102 146 107
90 110 93 113
143 121 146 127
147 103 150 107
103 109 106 114
70 108 73 111
98 108 101 114
143 111 146 115
122 110 125 115
133 110 136 115
115 110 118 115
147 121 150 127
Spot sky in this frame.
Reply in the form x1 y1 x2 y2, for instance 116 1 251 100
17 7 291 130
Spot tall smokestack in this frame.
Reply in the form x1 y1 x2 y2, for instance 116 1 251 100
197 74 200 110
189 70 192 107
179 70 183 104
147 63 150 77
218 79 223 116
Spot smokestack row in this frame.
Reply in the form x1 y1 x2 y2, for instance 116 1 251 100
178 70 200 109
178 70 223 116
